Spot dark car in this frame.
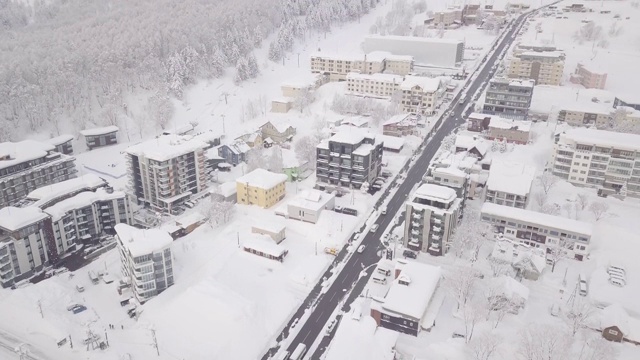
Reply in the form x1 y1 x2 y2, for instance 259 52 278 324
403 250 417 259
71 305 87 314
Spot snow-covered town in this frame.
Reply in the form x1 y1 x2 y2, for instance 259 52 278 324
0 0 639 359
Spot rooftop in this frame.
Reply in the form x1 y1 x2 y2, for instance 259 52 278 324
414 184 457 203
490 77 535 88
378 134 405 151
518 50 565 59
79 125 119 137
365 34 464 45
481 202 594 236
329 130 365 145
126 134 207 162
44 188 126 220
47 134 74 146
400 76 440 92
236 169 287 190
261 119 295 134
0 140 57 171
488 117 532 132
559 127 640 152
252 221 286 234
489 275 530 301
486 160 535 196
287 189 335 212
243 235 287 258
346 72 403 83
25 174 107 208
175 212 206 228
432 166 467 178
115 223 173 257
0 206 49 231
380 260 442 320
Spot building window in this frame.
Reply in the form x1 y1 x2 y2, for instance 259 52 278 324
608 329 619 336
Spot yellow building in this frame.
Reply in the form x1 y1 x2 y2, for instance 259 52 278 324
236 169 288 208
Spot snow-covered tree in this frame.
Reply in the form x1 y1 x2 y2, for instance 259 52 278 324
469 331 502 360
245 146 266 172
541 203 560 216
537 172 559 195
441 133 456 152
546 237 571 272
268 146 284 173
578 333 618 360
447 266 478 310
517 324 572 360
294 87 315 113
562 298 594 336
588 201 609 221
488 257 512 277
245 53 260 78
461 298 485 343
147 91 174 130
201 198 236 228
576 193 589 211
534 191 548 209
294 135 319 169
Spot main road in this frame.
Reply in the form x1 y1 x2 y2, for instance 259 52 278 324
263 6 550 360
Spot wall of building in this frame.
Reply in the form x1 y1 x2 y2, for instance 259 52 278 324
237 182 286 208
487 127 530 144
362 36 464 67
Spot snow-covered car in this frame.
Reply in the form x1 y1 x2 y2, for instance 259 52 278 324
357 245 366 253
550 303 561 317
370 224 379 233
67 303 83 311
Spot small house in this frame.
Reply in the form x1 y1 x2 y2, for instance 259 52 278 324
218 142 251 165
271 98 294 113
251 222 286 243
175 212 206 235
80 126 119 150
260 120 297 143
383 114 418 137
487 275 530 314
286 189 335 224
243 235 288 262
282 148 309 181
235 132 263 148
600 304 640 344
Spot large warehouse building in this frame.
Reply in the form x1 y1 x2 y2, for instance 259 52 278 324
363 35 464 68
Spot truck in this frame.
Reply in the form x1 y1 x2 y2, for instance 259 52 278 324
324 247 338 256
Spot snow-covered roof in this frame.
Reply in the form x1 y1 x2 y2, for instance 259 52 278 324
489 117 532 132
115 223 173 257
366 34 464 45
342 117 370 128
378 134 405 150
559 100 613 115
432 166 467 178
261 120 295 134
79 126 119 137
271 97 294 104
25 174 107 208
216 182 237 197
559 128 640 152
126 134 206 162
252 221 286 234
287 189 334 212
175 212 206 228
44 188 126 220
518 51 565 59
47 134 74 146
414 184 457 203
486 160 535 196
280 148 300 169
454 134 479 150
489 275 530 301
0 207 49 231
0 140 57 171
601 304 631 334
380 261 442 320
346 72 403 83
353 144 375 156
383 114 416 126
243 235 287 258
481 203 594 237
489 77 535 88
324 316 398 360
399 76 440 92
492 239 545 271
236 169 287 190
329 130 365 145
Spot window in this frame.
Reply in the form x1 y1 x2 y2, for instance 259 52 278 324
608 329 619 336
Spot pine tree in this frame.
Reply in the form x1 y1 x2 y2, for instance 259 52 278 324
246 53 259 78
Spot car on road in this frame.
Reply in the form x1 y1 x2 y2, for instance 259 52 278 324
370 224 379 233
380 207 387 215
357 245 366 253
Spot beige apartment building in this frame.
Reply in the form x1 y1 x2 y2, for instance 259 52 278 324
570 63 607 89
433 8 462 26
346 72 403 97
236 169 287 208
551 128 640 198
557 105 612 128
508 46 565 86
311 52 413 81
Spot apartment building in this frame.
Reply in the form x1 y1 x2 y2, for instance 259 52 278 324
80 126 119 150
316 130 384 190
508 46 565 86
403 184 462 256
480 202 593 261
484 161 535 208
313 52 414 80
346 72 403 98
557 105 612 128
116 223 174 304
486 117 532 144
125 135 207 214
47 135 74 155
0 140 77 208
570 63 607 89
482 78 534 120
551 128 640 198
236 168 287 208
433 8 462 26
400 77 441 115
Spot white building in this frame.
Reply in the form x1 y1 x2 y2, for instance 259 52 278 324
286 189 335 224
116 223 174 304
551 128 640 197
404 184 462 256
363 35 464 68
480 202 593 261
370 260 442 336
484 161 535 208
125 134 208 214
346 73 403 98
310 51 413 81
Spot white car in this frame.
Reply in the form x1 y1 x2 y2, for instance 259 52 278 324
380 207 387 215
357 245 366 253
370 224 379 233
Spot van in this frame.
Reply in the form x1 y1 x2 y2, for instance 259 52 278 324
277 351 290 360
377 268 391 276
372 275 387 285
290 344 307 360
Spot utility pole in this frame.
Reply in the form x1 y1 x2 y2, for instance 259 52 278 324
151 329 160 356
237 232 240 248
221 114 226 135
37 300 43 319
104 329 109 347
297 53 300 68
69 335 73 349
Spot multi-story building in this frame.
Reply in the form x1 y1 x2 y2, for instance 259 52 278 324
116 223 174 304
80 126 119 150
482 78 534 120
346 72 403 98
383 113 419 137
0 207 52 288
236 169 287 208
508 46 565 86
363 35 464 68
47 134 74 155
557 105 612 128
433 8 462 26
486 117 532 144
0 140 77 208
125 135 208 214
403 184 462 256
316 130 384 189
570 63 607 89
480 202 593 261
370 260 442 336
311 52 413 81
484 161 535 208
551 128 640 198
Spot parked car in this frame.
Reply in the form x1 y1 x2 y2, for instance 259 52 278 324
67 303 83 311
75 285 85 293
403 250 417 259
380 207 387 215
71 305 87 314
550 303 561 317
357 245 366 253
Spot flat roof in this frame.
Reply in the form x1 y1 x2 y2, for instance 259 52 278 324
0 206 49 231
47 134 74 146
414 184 457 202
80 126 119 136
381 261 441 320
126 134 206 162
243 236 287 258
560 127 640 152
26 174 107 208
44 188 126 220
252 221 286 234
287 189 334 212
115 223 173 257
365 34 464 45
0 140 56 171
329 130 365 145
175 212 206 228
486 160 535 196
481 202 593 236
378 134 405 150
489 117 532 132
346 72 403 83
236 168 288 190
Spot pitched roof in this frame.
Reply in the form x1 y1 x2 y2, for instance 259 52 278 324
236 169 287 190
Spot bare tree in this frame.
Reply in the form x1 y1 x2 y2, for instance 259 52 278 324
578 333 619 360
462 298 485 343
469 331 502 360
267 145 284 173
201 198 236 228
533 191 548 209
546 238 572 272
573 22 603 44
541 203 560 216
588 201 609 221
294 135 319 169
537 173 559 195
562 298 594 336
488 257 512 277
446 266 478 310
518 324 572 360
293 87 315 113
576 193 589 211
245 146 265 172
